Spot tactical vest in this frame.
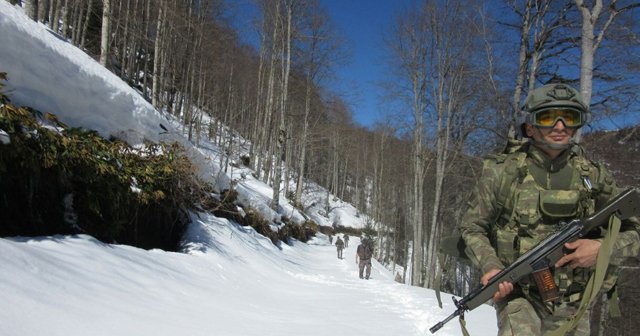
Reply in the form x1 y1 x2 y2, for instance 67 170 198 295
490 144 618 299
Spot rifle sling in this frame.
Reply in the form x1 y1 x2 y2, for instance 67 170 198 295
434 253 445 308
547 214 621 336
459 313 470 336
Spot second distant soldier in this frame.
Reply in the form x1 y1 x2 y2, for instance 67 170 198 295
335 236 345 259
356 238 373 279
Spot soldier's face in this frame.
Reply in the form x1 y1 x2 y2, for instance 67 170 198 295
526 120 576 155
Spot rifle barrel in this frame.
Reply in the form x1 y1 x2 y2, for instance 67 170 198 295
429 308 462 334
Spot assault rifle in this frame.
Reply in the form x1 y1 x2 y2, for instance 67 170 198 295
430 188 640 334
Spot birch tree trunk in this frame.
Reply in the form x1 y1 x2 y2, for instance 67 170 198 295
141 0 151 99
512 0 534 132
250 21 268 178
410 86 426 287
152 1 165 108
573 0 637 106
574 0 635 141
50 0 60 33
260 25 278 183
575 0 600 107
71 1 83 45
364 2 433 284
420 0 483 288
403 12 429 287
294 7 325 205
61 0 70 37
293 74 312 206
80 0 94 49
526 1 556 93
119 0 132 82
271 0 294 210
386 6 430 286
100 0 111 67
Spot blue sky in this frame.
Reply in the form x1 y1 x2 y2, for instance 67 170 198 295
320 0 411 128
227 1 639 131
228 0 411 128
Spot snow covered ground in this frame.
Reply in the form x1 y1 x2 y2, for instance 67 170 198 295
0 222 496 336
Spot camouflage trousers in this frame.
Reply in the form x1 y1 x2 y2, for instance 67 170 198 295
358 259 371 279
495 296 590 336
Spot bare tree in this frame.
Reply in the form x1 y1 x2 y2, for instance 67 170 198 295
100 0 111 67
422 0 482 288
510 0 535 132
574 0 640 105
293 1 342 207
271 0 295 210
500 0 575 135
152 0 166 108
386 3 431 286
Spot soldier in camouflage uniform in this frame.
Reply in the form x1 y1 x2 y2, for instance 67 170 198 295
356 238 373 279
460 83 640 336
335 236 345 259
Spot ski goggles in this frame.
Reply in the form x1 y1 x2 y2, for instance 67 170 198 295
526 108 586 128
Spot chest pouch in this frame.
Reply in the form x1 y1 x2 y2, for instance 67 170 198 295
514 186 541 229
495 187 541 265
539 189 580 219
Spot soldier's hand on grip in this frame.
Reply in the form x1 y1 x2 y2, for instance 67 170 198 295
481 268 514 302
555 239 601 269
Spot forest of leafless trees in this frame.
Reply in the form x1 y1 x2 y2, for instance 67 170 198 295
9 0 640 333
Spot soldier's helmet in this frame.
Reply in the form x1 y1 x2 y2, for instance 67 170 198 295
519 83 591 137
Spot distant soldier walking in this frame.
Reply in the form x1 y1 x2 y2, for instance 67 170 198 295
356 238 373 279
335 236 344 259
343 234 349 248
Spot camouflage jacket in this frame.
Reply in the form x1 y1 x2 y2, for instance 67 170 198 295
460 143 640 292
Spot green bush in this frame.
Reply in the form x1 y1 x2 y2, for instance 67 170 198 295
0 74 205 251
0 73 315 250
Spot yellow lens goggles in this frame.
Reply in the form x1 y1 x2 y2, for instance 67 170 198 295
530 108 583 128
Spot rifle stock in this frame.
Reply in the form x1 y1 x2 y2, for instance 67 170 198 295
430 188 640 334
